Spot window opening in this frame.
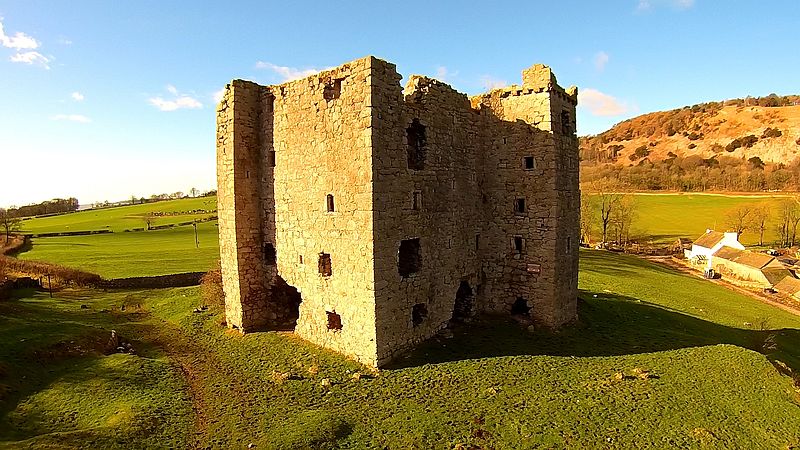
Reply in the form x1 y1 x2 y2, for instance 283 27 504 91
511 297 532 317
398 238 422 277
326 311 343 330
323 79 342 101
264 243 276 265
412 191 422 210
475 234 480 251
524 156 535 170
412 303 428 327
561 110 572 135
406 118 427 170
513 236 524 254
452 281 474 321
268 151 276 167
514 198 526 214
326 194 335 212
318 252 332 277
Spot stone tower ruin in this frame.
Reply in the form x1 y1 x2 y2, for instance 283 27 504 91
216 56 579 367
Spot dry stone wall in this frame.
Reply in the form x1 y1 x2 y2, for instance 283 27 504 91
216 56 579 367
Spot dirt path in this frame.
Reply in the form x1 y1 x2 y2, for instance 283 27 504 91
643 255 800 318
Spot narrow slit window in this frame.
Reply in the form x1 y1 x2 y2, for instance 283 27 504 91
406 118 426 170
319 252 332 277
268 151 276 167
264 243 276 265
475 234 480 251
326 311 343 330
524 156 536 170
326 194 335 212
561 110 572 135
412 191 422 210
412 303 427 327
299 255 304 264
514 198 526 215
513 236 524 254
398 238 421 277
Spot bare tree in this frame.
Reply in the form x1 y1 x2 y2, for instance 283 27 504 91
142 213 154 231
724 205 753 238
0 208 22 241
775 199 800 247
585 180 624 245
751 204 771 246
190 187 199 198
611 195 638 247
579 193 594 245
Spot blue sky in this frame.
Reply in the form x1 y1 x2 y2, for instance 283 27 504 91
1 0 799 207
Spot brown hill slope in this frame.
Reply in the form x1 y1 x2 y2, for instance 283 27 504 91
580 95 800 191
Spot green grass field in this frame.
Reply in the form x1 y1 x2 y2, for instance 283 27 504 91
592 193 790 246
19 197 217 234
2 250 799 448
18 221 220 279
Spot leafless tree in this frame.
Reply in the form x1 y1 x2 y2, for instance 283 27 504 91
775 199 800 247
579 193 594 245
751 204 771 246
611 195 638 247
0 208 22 241
724 205 753 238
585 180 624 245
190 187 199 198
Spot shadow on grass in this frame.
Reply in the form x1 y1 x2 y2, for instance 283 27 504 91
390 290 800 372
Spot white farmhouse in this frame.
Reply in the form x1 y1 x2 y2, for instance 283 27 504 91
686 229 745 263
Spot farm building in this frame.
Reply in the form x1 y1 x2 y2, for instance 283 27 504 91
774 276 800 300
709 247 790 287
685 230 744 261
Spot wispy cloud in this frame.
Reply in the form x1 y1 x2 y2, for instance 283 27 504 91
1 18 51 69
71 91 84 102
9 50 50 68
148 85 203 111
433 66 458 83
636 0 695 12
479 75 507 91
52 114 91 123
255 61 322 82
593 51 610 72
578 88 632 116
212 88 225 103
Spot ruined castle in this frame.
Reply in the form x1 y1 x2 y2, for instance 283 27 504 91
216 56 579 367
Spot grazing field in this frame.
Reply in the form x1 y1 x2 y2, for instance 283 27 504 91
592 193 790 245
19 197 217 234
15 197 220 278
2 250 799 448
18 222 219 279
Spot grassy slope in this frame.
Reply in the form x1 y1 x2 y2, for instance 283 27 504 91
5 250 798 448
598 193 786 245
17 197 220 278
18 221 220 278
0 289 192 448
19 197 217 234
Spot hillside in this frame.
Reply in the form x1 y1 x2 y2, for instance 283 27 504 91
581 95 800 191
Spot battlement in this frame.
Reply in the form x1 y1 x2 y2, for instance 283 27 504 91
216 56 580 367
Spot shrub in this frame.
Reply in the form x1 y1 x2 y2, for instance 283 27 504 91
688 143 697 149
0 255 100 286
200 261 224 310
687 132 702 141
761 127 782 138
634 145 650 158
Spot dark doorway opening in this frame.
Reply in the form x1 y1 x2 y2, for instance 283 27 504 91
511 297 531 317
452 281 474 322
268 276 303 330
412 303 428 327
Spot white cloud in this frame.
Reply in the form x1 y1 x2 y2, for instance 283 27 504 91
255 61 322 82
594 51 609 72
636 0 695 12
149 96 203 112
71 92 84 101
479 75 507 91
9 50 50 68
213 88 225 103
52 114 91 123
433 66 458 83
0 20 39 50
578 88 631 116
148 85 203 111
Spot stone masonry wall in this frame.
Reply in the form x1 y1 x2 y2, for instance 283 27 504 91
216 56 579 367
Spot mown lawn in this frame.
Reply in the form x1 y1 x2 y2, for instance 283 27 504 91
17 222 220 278
2 250 799 448
590 193 788 245
19 197 217 234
